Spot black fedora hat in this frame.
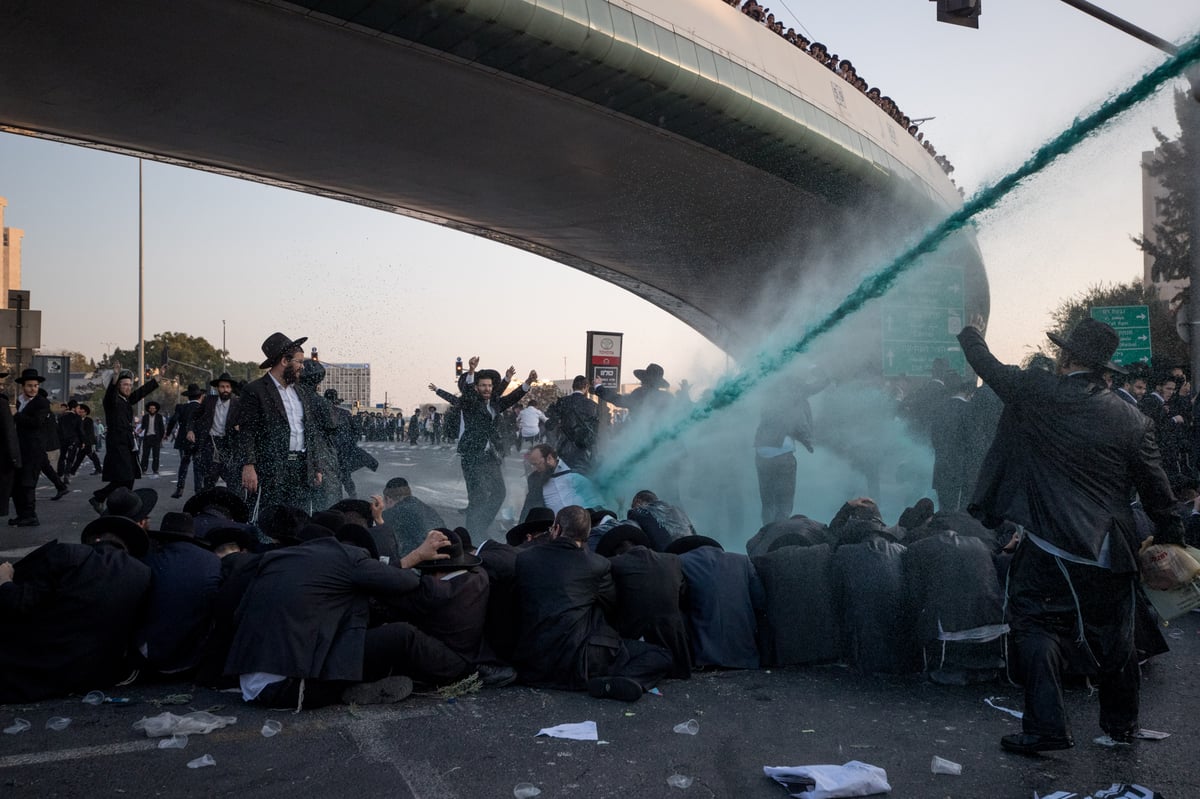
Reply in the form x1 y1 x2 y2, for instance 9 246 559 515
330 498 372 524
206 524 258 552
337 523 379 560
665 535 722 556
259 331 308 369
1047 318 1126 374
596 523 651 558
210 372 240 389
150 511 208 547
145 401 161 412
82 515 150 559
311 510 347 534
414 528 482 573
475 368 502 385
182 383 204 399
183 487 250 523
506 506 555 547
103 487 159 522
324 388 341 403
14 368 45 384
632 363 669 389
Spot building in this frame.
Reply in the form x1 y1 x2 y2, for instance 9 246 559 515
0 196 23 298
1141 145 1186 303
320 361 370 408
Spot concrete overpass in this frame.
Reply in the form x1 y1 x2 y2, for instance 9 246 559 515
0 0 986 365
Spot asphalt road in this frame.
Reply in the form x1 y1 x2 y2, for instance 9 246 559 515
2 444 1198 797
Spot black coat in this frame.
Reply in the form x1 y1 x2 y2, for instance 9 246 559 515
930 396 970 495
456 373 527 461
166 400 201 451
960 327 1181 571
0 541 151 703
14 393 50 485
546 392 599 471
225 536 419 681
139 412 165 440
57 410 82 447
236 374 331 488
382 495 445 556
386 568 490 660
513 537 621 689
102 377 158 482
476 539 520 663
608 546 690 678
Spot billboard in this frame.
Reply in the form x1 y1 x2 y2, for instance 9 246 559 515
586 331 623 390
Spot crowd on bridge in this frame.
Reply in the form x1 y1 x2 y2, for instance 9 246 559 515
2 316 1199 758
721 0 958 179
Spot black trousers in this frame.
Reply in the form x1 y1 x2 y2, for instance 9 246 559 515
755 453 797 526
38 454 65 491
140 436 161 472
462 452 506 538
11 475 36 519
197 436 241 491
93 479 134 504
57 444 79 479
176 444 200 492
586 639 673 690
1007 540 1139 740
71 444 101 474
252 456 311 516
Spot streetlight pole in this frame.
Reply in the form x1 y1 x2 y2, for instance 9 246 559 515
137 158 145 413
222 319 226 373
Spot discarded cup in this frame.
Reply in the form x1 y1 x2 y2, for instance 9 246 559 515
667 774 694 789
513 783 541 799
672 719 700 735
3 719 31 735
82 691 106 706
158 734 189 750
187 754 216 769
45 717 71 731
261 720 282 738
930 755 962 775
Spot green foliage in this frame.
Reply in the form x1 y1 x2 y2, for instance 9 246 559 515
1034 280 1187 370
1131 90 1197 306
102 331 259 384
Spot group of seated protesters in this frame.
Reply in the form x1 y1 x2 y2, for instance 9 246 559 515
1 484 1175 709
722 0 957 178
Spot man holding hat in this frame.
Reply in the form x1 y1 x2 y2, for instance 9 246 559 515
457 355 537 537
190 372 242 492
91 361 158 513
166 383 205 499
11 367 60 526
237 332 328 515
959 316 1183 753
138 400 166 475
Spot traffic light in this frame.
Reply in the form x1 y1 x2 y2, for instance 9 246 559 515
455 357 463 377
934 0 980 28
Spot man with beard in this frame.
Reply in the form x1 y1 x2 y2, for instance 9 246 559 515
90 364 158 513
138 400 166 476
457 356 535 537
167 384 205 499
238 333 326 515
190 372 242 492
11 368 58 526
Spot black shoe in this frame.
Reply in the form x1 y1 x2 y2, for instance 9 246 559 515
477 664 518 689
587 676 644 703
51 487 70 500
12 516 39 527
89 497 104 514
6 517 16 526
1000 733 1074 754
171 489 184 499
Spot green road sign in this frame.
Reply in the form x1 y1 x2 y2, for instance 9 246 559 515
1090 305 1151 367
882 264 965 377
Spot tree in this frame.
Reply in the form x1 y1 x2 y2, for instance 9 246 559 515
102 331 259 385
1132 90 1197 307
1029 280 1187 373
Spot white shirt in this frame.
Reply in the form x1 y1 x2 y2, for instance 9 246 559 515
269 373 305 451
212 398 231 437
517 406 547 436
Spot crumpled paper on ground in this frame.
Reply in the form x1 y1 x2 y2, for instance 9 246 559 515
536 721 598 741
763 760 890 799
1035 784 1163 799
132 711 237 738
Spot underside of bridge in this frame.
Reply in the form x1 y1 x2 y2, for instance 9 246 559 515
0 0 986 360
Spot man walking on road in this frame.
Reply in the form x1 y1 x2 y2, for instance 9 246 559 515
960 316 1183 754
91 363 158 514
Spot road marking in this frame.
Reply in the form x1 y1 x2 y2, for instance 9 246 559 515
0 740 159 767
346 715 457 799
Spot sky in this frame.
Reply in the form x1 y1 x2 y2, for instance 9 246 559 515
1 0 1199 411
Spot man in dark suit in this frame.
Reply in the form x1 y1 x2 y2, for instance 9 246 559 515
1138 372 1184 477
1113 370 1147 407
167 384 205 498
70 403 102 476
10 368 59 526
55 400 81 484
457 356 535 537
91 364 159 513
546 375 600 474
190 372 241 492
512 505 672 701
238 332 329 516
961 317 1183 754
139 400 166 475
0 515 152 702
0 375 19 519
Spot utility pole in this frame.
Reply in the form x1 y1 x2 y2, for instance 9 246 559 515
137 159 146 414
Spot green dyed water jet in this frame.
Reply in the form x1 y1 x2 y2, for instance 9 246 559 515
596 31 1200 491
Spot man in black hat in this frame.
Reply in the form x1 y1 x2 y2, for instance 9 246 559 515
457 355 536 537
237 332 328 515
166 383 205 499
183 486 252 540
380 477 446 556
70 403 102 477
324 388 375 500
10 367 60 526
959 316 1183 754
0 371 18 521
0 516 152 702
55 399 81 485
91 361 159 513
190 372 242 492
594 362 673 419
139 400 166 475
512 505 673 701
